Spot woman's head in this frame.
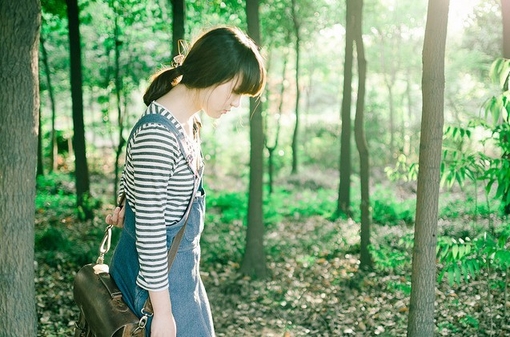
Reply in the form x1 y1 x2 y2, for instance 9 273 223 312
143 26 266 106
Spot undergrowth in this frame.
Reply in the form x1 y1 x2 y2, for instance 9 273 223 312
34 172 510 336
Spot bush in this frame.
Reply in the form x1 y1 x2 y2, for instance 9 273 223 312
370 186 415 226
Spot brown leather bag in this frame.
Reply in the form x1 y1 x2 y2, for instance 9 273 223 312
73 263 147 337
73 222 150 337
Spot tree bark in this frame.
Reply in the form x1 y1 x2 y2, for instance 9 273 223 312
40 33 57 173
37 104 44 176
501 0 510 214
113 8 125 203
352 0 372 271
171 0 185 57
265 53 286 195
240 0 267 279
502 0 510 58
407 0 450 335
290 0 301 174
0 0 40 335
337 0 354 217
66 0 92 219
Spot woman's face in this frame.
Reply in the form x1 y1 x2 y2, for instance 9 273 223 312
200 78 242 119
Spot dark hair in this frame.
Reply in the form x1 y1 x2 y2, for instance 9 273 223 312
143 26 266 106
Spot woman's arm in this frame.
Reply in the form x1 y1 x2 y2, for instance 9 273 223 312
149 289 177 337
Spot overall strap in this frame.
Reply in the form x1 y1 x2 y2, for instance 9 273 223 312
126 112 198 268
110 111 202 320
127 112 188 164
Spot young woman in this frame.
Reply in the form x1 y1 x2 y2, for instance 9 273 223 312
106 26 266 337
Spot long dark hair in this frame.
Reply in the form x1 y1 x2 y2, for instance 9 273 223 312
143 26 266 106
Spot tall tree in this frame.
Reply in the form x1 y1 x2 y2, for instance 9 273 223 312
290 0 301 174
40 32 58 173
264 51 287 195
407 0 450 335
171 0 185 57
240 0 268 279
352 0 371 270
0 0 40 335
500 0 510 214
337 0 355 217
502 0 510 58
66 0 92 219
112 2 125 203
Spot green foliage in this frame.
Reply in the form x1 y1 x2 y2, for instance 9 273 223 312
459 315 480 330
439 58 510 216
280 187 336 218
437 236 480 285
202 185 339 266
207 191 248 224
438 194 496 220
206 184 338 228
370 233 413 274
370 222 510 291
36 173 75 210
36 173 102 220
437 223 510 286
487 58 510 98
370 186 415 226
35 174 117 267
35 224 101 267
301 122 340 169
77 191 102 221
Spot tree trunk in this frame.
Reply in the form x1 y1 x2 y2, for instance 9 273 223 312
171 0 185 56
502 0 510 58
290 0 301 174
337 0 354 217
501 0 510 214
66 0 92 219
0 0 40 335
386 81 395 157
113 8 125 203
352 0 371 271
265 53 286 195
407 0 449 335
405 71 414 156
37 104 44 176
240 0 267 279
40 33 57 173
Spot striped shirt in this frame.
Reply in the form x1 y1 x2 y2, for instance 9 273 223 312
120 101 202 291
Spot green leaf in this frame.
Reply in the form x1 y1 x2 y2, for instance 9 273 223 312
452 244 459 259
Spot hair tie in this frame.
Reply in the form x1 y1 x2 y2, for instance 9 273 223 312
172 54 185 68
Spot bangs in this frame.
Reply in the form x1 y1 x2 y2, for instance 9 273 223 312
233 55 266 97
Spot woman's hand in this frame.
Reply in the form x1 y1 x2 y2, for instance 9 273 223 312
105 195 126 228
150 312 177 337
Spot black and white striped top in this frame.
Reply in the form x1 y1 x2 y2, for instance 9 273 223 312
120 101 202 291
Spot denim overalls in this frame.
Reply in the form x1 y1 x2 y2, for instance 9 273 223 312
110 113 214 337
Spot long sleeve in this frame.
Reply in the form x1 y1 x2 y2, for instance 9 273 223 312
119 105 198 291
131 124 179 291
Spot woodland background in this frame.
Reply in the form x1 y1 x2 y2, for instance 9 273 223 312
1 0 510 336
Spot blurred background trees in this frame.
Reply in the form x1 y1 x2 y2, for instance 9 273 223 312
37 0 508 207
26 0 510 335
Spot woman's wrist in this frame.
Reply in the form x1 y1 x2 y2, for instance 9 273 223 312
149 289 172 315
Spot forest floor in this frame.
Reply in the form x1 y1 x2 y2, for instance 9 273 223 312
35 173 510 336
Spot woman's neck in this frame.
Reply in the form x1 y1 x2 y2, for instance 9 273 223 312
156 84 201 137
